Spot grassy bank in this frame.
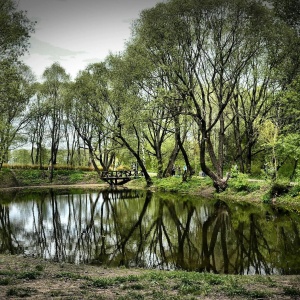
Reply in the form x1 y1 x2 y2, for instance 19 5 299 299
0 167 103 188
126 174 300 210
0 254 299 300
1 168 300 209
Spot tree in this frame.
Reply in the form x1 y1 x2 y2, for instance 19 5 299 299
27 83 49 168
0 0 35 60
0 61 35 169
131 0 294 191
0 0 35 169
121 43 179 178
41 63 70 181
105 54 153 186
67 63 118 172
270 0 300 85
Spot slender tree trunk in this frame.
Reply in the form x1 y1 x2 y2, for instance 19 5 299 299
174 116 194 178
290 159 298 181
118 135 153 187
199 128 228 192
163 140 180 177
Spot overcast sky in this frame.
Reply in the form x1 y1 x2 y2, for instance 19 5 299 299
17 0 161 81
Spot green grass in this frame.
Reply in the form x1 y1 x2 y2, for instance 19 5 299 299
6 287 37 297
283 286 300 296
86 271 295 299
150 176 212 194
0 253 299 299
17 270 41 280
1 168 102 186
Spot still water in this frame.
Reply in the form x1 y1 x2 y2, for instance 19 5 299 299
0 188 300 275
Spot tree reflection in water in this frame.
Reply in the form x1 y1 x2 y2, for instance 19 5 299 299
0 189 299 275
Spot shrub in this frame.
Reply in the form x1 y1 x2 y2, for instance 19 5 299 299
229 174 260 193
116 165 131 171
17 271 40 280
269 181 290 197
263 180 290 203
288 184 300 197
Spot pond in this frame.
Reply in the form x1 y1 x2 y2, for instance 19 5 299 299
0 188 300 275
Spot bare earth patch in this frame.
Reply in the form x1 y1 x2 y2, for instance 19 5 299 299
0 254 299 299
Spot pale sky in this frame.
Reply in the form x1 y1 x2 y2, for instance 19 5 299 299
17 0 162 81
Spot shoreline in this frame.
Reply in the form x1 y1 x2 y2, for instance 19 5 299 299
0 183 109 192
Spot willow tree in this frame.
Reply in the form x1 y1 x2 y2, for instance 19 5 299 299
0 0 35 169
67 63 119 172
131 0 294 191
121 43 185 179
0 0 35 60
0 61 35 169
104 54 153 187
41 63 70 181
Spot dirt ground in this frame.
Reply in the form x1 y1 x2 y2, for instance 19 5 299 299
0 254 299 300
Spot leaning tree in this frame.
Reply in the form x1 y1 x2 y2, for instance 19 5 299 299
131 0 294 191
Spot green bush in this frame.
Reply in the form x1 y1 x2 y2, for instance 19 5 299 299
263 180 290 203
251 163 264 177
288 184 300 197
269 181 290 197
229 174 260 193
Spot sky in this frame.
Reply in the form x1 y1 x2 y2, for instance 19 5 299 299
17 0 162 81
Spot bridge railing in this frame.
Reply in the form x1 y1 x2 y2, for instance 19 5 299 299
99 170 143 178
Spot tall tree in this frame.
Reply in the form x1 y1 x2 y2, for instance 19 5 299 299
67 63 117 172
0 0 35 60
131 0 294 191
0 61 35 169
0 0 35 169
105 54 153 186
41 63 69 181
28 84 48 168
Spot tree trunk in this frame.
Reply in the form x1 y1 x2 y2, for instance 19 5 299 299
290 159 298 181
118 135 152 187
174 116 194 178
163 140 180 177
199 132 228 193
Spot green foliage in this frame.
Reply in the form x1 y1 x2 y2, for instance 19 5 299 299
92 278 112 288
0 277 10 285
6 287 37 297
269 181 290 196
152 176 211 194
228 174 260 193
283 286 300 296
263 180 291 203
69 172 85 183
0 0 35 59
1 168 100 187
116 165 131 171
92 275 139 289
56 271 88 280
17 271 40 280
35 264 44 272
288 184 300 197
251 163 264 178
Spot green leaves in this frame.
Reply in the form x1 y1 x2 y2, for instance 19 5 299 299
0 0 35 60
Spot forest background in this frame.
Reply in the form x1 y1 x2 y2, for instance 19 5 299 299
1 0 300 193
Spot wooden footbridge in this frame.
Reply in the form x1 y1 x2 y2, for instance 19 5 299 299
99 170 142 186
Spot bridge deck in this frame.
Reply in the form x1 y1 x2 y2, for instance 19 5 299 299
99 170 142 186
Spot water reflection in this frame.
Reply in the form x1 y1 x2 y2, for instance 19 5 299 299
0 188 299 275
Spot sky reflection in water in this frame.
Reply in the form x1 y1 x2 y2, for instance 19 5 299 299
1 188 300 275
